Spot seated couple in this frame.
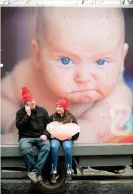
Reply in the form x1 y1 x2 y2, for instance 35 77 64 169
16 87 80 184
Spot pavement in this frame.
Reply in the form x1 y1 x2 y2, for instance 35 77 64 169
76 165 133 176
1 166 133 194
1 179 133 194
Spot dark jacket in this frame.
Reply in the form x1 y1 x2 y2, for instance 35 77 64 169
49 110 79 141
16 105 50 140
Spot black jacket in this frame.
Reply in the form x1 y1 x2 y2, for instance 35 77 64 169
16 105 50 140
49 111 79 141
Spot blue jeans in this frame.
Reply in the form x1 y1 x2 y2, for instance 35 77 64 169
19 138 50 174
51 139 73 171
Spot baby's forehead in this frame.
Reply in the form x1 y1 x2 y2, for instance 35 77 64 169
40 8 124 30
37 8 125 45
41 7 123 22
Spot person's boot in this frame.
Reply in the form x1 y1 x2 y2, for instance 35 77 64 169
51 171 59 183
37 174 43 182
65 169 72 183
27 172 38 183
37 174 49 184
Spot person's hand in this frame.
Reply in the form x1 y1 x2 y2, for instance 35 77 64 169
51 134 55 139
68 137 72 140
40 135 47 141
25 105 31 116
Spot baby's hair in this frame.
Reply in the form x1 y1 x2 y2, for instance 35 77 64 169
35 7 126 44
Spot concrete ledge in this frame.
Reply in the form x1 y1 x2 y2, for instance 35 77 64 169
1 143 133 157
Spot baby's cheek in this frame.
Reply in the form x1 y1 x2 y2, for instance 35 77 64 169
99 78 117 97
51 79 73 96
104 73 118 86
57 76 74 91
104 85 114 95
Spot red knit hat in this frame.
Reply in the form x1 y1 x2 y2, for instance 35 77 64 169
21 87 34 102
56 97 68 110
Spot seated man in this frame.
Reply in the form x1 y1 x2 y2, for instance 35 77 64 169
16 87 50 183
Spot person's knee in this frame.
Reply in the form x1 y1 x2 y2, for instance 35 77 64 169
51 142 60 152
63 143 72 153
39 140 50 151
41 144 50 152
19 138 32 154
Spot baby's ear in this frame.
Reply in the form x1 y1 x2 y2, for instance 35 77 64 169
31 39 40 69
123 43 129 58
120 43 129 72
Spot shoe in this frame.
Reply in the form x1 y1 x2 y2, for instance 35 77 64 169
51 171 59 183
65 169 72 183
37 174 50 184
27 172 38 183
37 174 43 182
42 177 50 184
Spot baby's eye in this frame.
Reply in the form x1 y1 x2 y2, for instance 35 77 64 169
96 59 108 66
59 57 73 66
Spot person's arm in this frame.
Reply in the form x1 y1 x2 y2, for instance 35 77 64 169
47 114 55 139
42 130 50 138
42 109 51 138
72 132 80 141
71 115 78 125
49 114 54 123
16 110 31 129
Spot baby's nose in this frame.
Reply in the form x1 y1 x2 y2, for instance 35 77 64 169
75 66 95 84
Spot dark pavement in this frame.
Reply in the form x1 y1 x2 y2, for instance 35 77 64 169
1 179 133 194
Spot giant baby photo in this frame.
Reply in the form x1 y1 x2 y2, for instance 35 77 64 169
1 7 133 144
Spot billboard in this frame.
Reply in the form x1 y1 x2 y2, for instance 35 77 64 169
1 7 133 144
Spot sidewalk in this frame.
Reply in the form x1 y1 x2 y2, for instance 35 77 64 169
76 165 133 176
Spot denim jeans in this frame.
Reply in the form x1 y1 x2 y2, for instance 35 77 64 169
19 138 50 174
51 139 73 171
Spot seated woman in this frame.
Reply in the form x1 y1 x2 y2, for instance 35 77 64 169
49 97 79 183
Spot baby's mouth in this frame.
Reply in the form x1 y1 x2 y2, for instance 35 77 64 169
78 90 95 101
70 89 96 95
73 89 95 93
67 89 103 103
67 90 95 102
72 88 103 96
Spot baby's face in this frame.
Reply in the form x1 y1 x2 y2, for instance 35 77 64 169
35 8 128 103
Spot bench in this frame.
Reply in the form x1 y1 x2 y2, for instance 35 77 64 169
1 143 133 178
